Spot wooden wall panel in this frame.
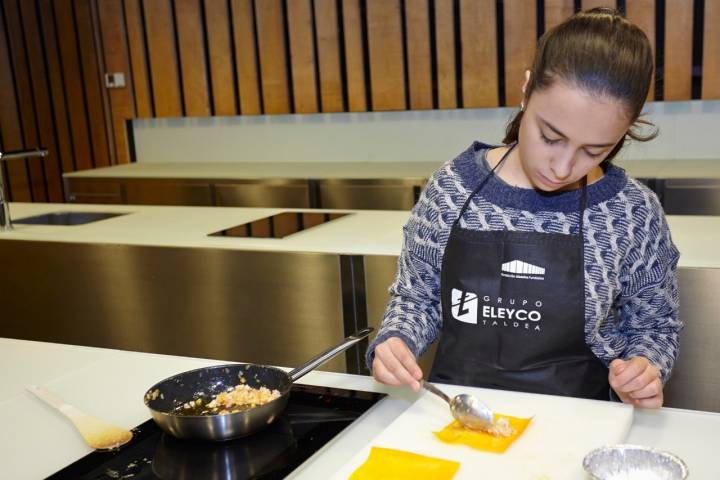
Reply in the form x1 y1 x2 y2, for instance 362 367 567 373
96 0 136 165
625 0 655 101
205 0 238 115
340 0 367 112
143 0 183 116
366 0 406 111
703 0 720 99
4 0 46 201
314 0 344 112
74 0 111 168
38 0 75 174
404 0 432 109
0 3 31 201
18 0 63 201
435 0 456 109
175 0 211 116
54 0 94 171
2 0 718 205
254 0 291 114
286 0 319 113
231 0 262 114
664 0 693 101
461 0 498 108
503 0 536 106
124 0 153 118
545 0 574 30
581 0 615 10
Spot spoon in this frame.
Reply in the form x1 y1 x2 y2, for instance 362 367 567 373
422 381 494 431
28 385 133 450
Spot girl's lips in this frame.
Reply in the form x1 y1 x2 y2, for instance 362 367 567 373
538 173 566 187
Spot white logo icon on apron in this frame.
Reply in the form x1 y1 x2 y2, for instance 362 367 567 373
501 260 546 280
451 288 478 324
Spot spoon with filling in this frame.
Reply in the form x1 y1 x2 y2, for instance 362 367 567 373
422 381 494 431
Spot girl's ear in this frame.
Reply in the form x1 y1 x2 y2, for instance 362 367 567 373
521 70 531 94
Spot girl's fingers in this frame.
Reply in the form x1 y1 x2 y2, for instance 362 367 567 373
374 341 422 390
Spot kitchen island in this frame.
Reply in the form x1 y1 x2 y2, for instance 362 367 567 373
3 201 720 264
63 158 720 181
1 337 718 479
62 158 720 214
1 202 720 414
0 202 408 377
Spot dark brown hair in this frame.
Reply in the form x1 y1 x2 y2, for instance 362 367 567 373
503 7 657 163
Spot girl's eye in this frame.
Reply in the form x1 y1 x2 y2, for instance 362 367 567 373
585 149 604 158
540 132 560 145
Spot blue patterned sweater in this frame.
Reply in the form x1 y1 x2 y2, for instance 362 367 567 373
366 142 682 383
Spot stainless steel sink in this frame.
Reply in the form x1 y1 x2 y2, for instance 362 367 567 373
13 211 128 226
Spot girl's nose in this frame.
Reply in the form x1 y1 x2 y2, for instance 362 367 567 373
550 151 574 180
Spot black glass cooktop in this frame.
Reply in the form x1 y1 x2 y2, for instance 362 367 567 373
47 384 384 480
209 212 350 238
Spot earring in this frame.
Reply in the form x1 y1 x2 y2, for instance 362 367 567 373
520 100 525 111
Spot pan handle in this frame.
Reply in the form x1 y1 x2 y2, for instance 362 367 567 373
288 327 374 382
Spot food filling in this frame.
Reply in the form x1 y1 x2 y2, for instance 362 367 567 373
433 414 532 453
174 384 281 415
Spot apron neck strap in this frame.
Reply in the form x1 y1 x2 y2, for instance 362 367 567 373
454 143 589 231
453 143 516 228
579 176 587 233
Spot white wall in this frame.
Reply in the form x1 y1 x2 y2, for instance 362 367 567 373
132 100 720 163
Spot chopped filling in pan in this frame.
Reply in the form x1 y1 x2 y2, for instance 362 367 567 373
207 384 281 411
174 384 281 416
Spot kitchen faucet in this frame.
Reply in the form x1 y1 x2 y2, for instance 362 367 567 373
0 149 49 231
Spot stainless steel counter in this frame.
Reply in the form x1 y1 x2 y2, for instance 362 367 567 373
2 204 718 413
65 159 720 213
0 240 352 374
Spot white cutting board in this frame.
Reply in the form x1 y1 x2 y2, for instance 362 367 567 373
333 384 633 480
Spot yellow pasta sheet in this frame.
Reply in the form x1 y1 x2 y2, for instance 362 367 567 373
434 414 533 453
349 446 460 480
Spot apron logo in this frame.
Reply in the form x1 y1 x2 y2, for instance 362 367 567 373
451 289 478 324
451 288 543 332
501 260 545 280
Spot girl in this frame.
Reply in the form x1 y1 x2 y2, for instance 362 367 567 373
367 7 681 409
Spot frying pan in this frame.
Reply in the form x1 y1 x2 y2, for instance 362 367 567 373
143 327 372 441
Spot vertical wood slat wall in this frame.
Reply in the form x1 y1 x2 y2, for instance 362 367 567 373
0 1 718 203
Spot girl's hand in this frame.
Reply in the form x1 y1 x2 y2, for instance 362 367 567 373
609 357 664 408
372 337 424 391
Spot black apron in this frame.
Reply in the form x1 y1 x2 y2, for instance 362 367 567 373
428 144 610 400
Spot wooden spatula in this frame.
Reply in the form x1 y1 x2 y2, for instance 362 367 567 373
27 385 133 450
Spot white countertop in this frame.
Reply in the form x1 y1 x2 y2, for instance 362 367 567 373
63 162 442 180
2 202 407 256
0 337 717 479
4 202 720 269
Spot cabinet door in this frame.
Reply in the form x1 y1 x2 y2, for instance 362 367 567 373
0 242 348 374
215 181 311 208
664 268 720 412
318 179 423 210
65 178 123 204
663 179 720 215
124 180 213 206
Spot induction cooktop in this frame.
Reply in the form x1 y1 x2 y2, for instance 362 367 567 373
46 384 384 480
209 211 350 238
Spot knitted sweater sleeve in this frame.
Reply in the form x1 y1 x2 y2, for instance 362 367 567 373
365 172 448 370
616 194 682 383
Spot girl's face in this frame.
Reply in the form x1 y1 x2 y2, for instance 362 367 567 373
517 81 631 191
